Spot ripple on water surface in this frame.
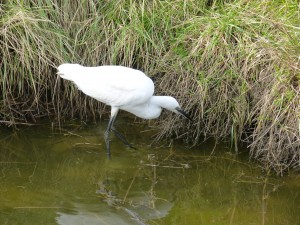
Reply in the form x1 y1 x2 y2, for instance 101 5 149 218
0 120 299 225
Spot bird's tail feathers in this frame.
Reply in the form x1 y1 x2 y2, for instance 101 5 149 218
57 63 81 81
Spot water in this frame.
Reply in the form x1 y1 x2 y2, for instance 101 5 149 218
0 119 299 225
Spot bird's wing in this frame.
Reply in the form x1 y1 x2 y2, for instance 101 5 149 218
72 66 155 107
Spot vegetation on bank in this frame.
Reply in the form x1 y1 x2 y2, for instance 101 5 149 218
1 0 299 174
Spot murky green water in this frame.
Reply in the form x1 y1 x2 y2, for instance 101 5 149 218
0 119 299 225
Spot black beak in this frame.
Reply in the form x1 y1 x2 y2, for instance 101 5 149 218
176 107 193 121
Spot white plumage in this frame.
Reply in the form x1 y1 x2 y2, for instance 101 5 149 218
57 63 191 157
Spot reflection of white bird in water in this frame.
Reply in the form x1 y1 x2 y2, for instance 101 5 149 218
57 64 192 158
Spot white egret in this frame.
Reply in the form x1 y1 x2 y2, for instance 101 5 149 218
57 63 192 158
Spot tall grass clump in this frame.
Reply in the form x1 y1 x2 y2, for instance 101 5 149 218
154 1 300 174
1 0 299 173
0 1 70 123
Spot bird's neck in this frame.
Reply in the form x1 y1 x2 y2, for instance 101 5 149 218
149 96 179 115
149 96 174 110
143 96 171 117
119 96 162 119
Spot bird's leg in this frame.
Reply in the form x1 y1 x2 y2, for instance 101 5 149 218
104 107 119 159
111 127 136 149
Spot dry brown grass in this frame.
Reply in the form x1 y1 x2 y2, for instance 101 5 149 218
1 0 299 174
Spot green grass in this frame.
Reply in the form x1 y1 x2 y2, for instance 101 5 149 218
1 0 300 174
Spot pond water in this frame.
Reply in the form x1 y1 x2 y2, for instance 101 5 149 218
0 119 299 225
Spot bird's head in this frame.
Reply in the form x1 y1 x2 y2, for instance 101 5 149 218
155 96 192 121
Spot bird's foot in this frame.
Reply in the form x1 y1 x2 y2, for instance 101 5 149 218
126 143 137 150
112 127 136 150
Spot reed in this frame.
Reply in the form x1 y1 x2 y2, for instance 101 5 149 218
1 0 299 174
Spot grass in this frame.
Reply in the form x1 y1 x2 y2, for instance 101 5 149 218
0 0 300 174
